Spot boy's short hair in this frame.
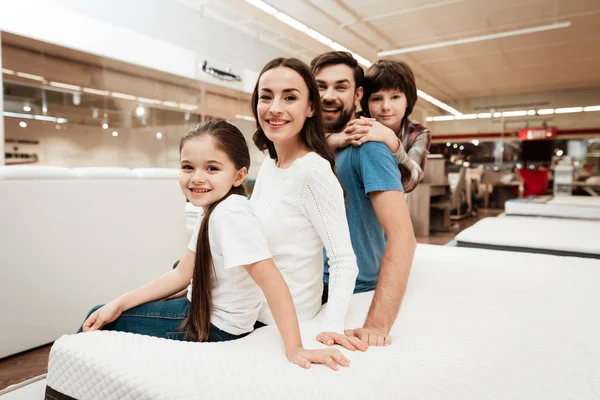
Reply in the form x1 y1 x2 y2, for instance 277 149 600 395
310 51 364 89
361 60 417 125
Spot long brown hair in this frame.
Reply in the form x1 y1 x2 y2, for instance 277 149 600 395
251 57 336 172
179 120 250 342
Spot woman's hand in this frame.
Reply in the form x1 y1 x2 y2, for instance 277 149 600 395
344 118 400 153
286 346 351 371
82 300 123 332
316 332 368 352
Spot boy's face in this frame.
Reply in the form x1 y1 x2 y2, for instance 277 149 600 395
368 89 407 134
314 64 363 133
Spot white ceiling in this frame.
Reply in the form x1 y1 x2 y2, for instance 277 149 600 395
179 0 600 109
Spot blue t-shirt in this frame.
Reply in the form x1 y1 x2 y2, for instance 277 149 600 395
324 142 403 293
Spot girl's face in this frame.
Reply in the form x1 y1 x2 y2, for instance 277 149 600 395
368 89 408 134
179 135 246 211
256 66 314 147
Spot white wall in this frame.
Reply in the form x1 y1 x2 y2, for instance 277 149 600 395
0 0 289 94
0 32 4 166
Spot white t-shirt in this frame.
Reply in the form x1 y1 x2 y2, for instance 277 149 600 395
187 194 271 335
250 152 358 333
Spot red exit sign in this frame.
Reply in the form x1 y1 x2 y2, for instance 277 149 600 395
518 127 557 140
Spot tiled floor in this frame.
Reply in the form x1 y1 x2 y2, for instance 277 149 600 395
0 208 503 391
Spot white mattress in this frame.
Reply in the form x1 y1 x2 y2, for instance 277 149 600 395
455 216 600 257
46 245 600 399
505 197 600 220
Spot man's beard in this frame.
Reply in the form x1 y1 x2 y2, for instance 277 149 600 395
323 104 356 133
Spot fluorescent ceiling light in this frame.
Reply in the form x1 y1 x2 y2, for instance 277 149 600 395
537 109 554 115
50 81 81 91
426 117 433 122
502 110 527 117
417 89 462 116
432 115 455 121
306 29 333 46
276 13 307 32
245 0 277 15
584 105 600 112
83 87 110 96
111 92 137 101
527 110 536 115
16 72 45 81
493 112 502 117
455 114 477 120
353 54 372 68
3 111 67 123
378 21 572 56
330 42 351 52
179 103 199 111
161 101 179 108
554 107 583 114
477 113 492 119
137 97 162 104
2 68 15 75
235 114 255 121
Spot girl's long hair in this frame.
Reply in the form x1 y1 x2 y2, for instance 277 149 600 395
251 57 336 173
179 120 250 342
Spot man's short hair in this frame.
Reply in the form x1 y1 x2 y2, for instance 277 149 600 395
361 60 417 121
310 51 364 89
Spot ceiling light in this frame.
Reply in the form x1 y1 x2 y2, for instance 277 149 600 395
50 81 81 91
83 87 110 96
378 21 572 56
161 101 179 108
352 54 372 68
235 114 255 121
584 105 600 112
16 72 45 82
433 115 455 121
276 13 307 32
102 123 109 130
19 121 27 128
477 113 492 118
156 132 163 140
527 110 536 115
112 131 119 137
179 103 199 111
471 140 480 146
556 149 564 156
245 0 277 15
111 92 137 101
137 97 162 105
493 112 502 117
426 117 434 122
554 107 583 114
417 90 462 116
502 110 527 117
56 118 68 124
330 42 351 53
537 109 554 115
2 68 15 75
446 142 451 147
459 145 464 150
306 29 333 46
23 105 31 112
455 114 477 120
453 144 458 148
135 104 145 117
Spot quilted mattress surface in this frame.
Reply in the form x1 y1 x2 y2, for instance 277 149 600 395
46 245 600 399
505 197 600 220
455 216 600 256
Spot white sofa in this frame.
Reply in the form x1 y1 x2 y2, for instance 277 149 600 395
0 166 189 359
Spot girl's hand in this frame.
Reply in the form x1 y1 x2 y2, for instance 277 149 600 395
286 346 351 371
82 300 123 332
344 118 400 153
316 331 368 352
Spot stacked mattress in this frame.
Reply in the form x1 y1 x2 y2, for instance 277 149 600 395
505 196 600 220
46 245 600 399
455 216 600 258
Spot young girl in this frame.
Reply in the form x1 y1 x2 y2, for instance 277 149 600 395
249 58 366 352
81 120 350 370
344 59 431 193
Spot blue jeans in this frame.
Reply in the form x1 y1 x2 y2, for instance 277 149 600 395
78 297 248 342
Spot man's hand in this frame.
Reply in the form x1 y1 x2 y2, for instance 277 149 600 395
345 328 392 347
344 118 400 153
316 331 368 352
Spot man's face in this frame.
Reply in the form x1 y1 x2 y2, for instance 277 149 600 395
314 64 363 133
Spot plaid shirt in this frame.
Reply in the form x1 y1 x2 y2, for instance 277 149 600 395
393 119 431 193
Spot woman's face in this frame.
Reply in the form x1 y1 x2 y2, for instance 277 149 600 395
256 66 314 147
368 89 407 134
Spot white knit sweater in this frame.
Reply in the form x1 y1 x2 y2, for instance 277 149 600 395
251 152 358 333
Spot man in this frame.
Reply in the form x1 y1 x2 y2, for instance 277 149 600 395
311 51 417 347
